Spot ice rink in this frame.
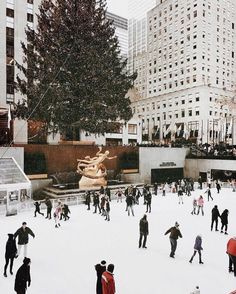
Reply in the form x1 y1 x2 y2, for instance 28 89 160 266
1 187 236 294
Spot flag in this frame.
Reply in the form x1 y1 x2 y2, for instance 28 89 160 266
227 119 232 135
7 105 11 129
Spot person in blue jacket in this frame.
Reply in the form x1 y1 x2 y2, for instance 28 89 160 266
189 235 204 264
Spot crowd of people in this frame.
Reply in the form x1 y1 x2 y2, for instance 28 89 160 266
2 177 236 294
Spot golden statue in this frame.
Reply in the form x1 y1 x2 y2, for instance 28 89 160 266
77 147 116 188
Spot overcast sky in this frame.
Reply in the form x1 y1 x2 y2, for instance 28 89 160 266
106 0 129 18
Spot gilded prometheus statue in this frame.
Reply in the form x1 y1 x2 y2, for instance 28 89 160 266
77 147 117 188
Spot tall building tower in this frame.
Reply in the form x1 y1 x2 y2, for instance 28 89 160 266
0 0 41 144
106 12 128 59
131 0 236 144
128 0 157 100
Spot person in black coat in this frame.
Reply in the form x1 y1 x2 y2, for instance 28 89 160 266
139 214 149 248
14 222 35 258
220 209 229 234
14 257 31 294
211 205 221 231
45 197 52 219
95 260 106 294
60 204 71 221
165 222 183 258
85 191 91 210
93 193 101 214
145 191 152 213
105 187 111 201
4 234 17 277
216 181 221 194
34 201 44 217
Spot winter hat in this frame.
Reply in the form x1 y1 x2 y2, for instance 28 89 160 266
100 260 106 266
107 264 114 273
175 222 179 227
23 257 31 265
22 222 27 225
8 233 14 237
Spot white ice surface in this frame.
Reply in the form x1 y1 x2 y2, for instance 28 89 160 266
1 188 236 294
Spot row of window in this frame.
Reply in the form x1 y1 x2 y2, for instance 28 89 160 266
6 8 33 22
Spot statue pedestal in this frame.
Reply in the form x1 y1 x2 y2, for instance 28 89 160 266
79 176 107 189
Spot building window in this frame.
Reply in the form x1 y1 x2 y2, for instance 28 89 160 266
181 110 185 118
196 110 200 116
128 124 137 135
6 8 14 18
27 0 34 3
188 110 192 117
27 13 34 22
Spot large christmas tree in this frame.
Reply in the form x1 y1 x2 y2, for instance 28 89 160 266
16 0 136 135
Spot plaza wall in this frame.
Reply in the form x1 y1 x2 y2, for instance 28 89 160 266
15 144 138 175
185 158 236 179
139 147 189 183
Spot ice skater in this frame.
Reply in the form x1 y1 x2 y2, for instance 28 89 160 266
34 201 44 217
85 191 91 210
211 205 220 231
102 264 116 294
197 196 204 216
105 199 110 221
164 222 182 258
115 188 124 203
93 193 101 214
226 237 236 277
190 286 200 294
60 204 70 221
178 187 184 204
139 214 149 249
191 198 197 215
216 181 221 193
45 197 52 219
189 235 204 264
126 194 135 216
14 222 35 258
205 187 213 201
14 257 31 294
3 234 17 277
54 202 62 228
145 190 152 213
220 209 229 234
95 260 106 294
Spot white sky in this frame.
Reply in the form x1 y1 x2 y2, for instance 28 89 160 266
106 0 129 18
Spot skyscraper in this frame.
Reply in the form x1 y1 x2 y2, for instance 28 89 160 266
0 0 41 143
106 11 128 59
130 0 236 144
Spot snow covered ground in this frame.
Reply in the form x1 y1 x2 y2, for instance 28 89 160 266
1 187 236 294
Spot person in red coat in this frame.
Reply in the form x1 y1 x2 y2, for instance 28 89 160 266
227 237 236 276
102 264 116 294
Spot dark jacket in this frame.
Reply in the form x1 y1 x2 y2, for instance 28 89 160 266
106 201 110 212
63 204 70 214
126 195 134 206
165 226 182 240
34 202 41 210
211 206 220 220
85 193 91 204
139 217 149 235
93 194 100 205
14 264 31 292
221 209 229 225
14 227 35 245
5 234 17 259
45 199 52 209
146 193 152 204
193 236 203 251
95 264 106 294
